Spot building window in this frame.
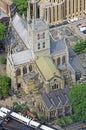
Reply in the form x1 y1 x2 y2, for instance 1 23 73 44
43 32 45 38
43 42 45 48
38 43 40 50
16 68 21 76
52 84 58 90
57 57 60 65
76 72 81 81
23 66 27 75
54 79 56 81
56 84 58 89
29 65 32 72
50 110 55 118
17 83 21 89
62 56 66 64
53 59 55 63
58 108 64 118
65 106 71 116
37 34 40 40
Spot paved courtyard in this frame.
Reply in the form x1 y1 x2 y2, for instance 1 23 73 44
50 26 82 47
50 18 86 47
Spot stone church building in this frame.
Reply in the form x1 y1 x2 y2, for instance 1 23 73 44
7 12 70 92
6 0 82 120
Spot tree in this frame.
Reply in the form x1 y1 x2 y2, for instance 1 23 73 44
40 115 47 122
0 23 7 50
57 116 73 127
0 23 6 41
0 57 7 64
69 83 86 122
32 111 37 117
13 0 28 17
13 101 18 108
74 40 86 54
23 105 29 112
0 75 11 98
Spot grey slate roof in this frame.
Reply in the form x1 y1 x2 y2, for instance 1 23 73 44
50 38 67 55
11 50 33 66
69 48 86 75
49 92 59 108
30 71 37 79
12 13 30 49
42 93 53 110
41 88 70 111
24 74 28 84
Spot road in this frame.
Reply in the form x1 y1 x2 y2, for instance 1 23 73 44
64 122 84 130
2 118 35 130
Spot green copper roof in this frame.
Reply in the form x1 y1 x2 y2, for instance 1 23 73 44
36 56 61 81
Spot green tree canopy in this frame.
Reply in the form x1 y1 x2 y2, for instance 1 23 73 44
13 102 29 112
69 83 86 122
13 0 28 17
0 57 7 64
0 23 6 41
57 116 73 127
0 75 11 98
74 40 86 54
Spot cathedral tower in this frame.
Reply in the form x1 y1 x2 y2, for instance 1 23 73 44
28 18 50 57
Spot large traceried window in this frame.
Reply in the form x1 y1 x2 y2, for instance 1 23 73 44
52 84 58 90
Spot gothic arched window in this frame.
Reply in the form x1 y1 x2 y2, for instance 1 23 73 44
23 66 27 74
29 65 32 72
16 68 21 76
62 56 66 64
57 57 60 65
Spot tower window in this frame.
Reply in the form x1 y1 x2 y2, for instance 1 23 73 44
38 43 40 49
43 32 45 38
43 42 45 48
37 34 40 40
